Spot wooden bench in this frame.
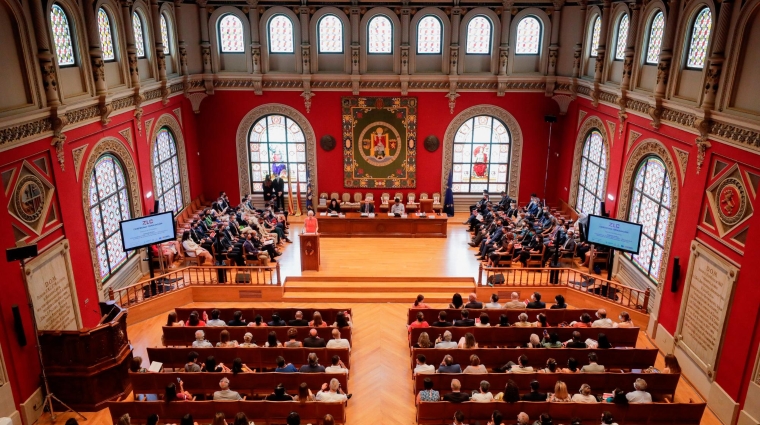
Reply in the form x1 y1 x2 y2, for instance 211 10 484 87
148 347 351 370
130 372 349 395
108 400 346 424
175 307 352 325
163 326 352 347
409 327 639 348
408 308 602 326
409 348 658 373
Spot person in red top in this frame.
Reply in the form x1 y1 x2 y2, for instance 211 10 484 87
413 294 432 308
570 313 593 328
186 311 207 327
407 311 430 340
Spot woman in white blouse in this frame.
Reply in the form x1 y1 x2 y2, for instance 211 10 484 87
181 231 212 264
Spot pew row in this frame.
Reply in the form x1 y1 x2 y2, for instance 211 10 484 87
408 308 601 326
108 400 345 425
148 347 351 370
409 327 639 348
130 372 349 396
175 308 352 325
163 326 352 347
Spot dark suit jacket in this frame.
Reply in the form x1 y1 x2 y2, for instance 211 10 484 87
267 320 286 326
464 302 483 309
227 319 247 326
432 321 453 327
303 336 326 348
522 391 548 401
526 301 546 309
443 392 471 403
360 203 375 213
272 178 285 193
566 341 587 349
454 319 475 327
289 319 309 326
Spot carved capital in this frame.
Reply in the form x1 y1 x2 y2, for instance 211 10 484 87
648 103 663 129
301 91 314 113
128 51 139 81
99 96 113 126
201 45 211 68
51 110 69 170
92 56 106 83
40 60 59 96
694 118 711 174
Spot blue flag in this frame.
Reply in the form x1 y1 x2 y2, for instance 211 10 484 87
305 168 314 212
444 168 455 217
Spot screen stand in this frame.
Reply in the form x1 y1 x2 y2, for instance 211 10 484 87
607 249 614 281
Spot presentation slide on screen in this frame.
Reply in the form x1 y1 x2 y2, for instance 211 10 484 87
120 212 176 251
586 215 642 254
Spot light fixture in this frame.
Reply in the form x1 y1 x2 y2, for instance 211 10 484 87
146 191 153 198
607 194 615 201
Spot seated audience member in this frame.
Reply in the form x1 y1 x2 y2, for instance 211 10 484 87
181 231 213 264
547 380 572 402
615 311 634 328
265 384 294 401
184 352 201 372
283 327 303 347
663 354 681 374
476 313 491 327
522 380 548 401
536 413 554 425
179 414 195 425
465 293 483 309
408 312 430 333
264 331 282 347
167 312 184 327
592 309 614 328
275 356 298 373
186 311 206 327
213 378 242 400
296 382 315 402
605 388 628 404
416 377 440 404
497 315 510 327
472 380 494 402
316 378 350 402
596 333 612 349
432 311 453 327
146 414 159 425
504 292 527 309
435 331 458 349
534 313 549 327
332 311 352 328
539 358 558 373
562 358 580 373
204 356 230 373
286 412 300 425
231 358 253 374
494 380 520 403
513 313 534 328
325 355 349 374
310 311 328 327
601 411 618 425
248 315 267 327
449 293 464 309
542 332 563 348
455 310 476 327
458 332 478 349
300 353 326 373
413 294 432 308
416 332 434 348
206 309 226 327
485 293 502 309
326 328 351 349
572 384 598 403
571 313 593 328
443 379 471 402
517 412 531 425
438 354 463 373
233 413 251 425
239 332 257 347
526 292 546 309
303 328 327 347
580 352 605 373
216 330 238 347
626 379 652 403
527 333 542 348
565 331 588 348
510 355 534 373
268 313 287 327
464 354 488 374
165 382 192 401
227 311 247 326
453 411 467 425
551 294 568 309
130 357 147 373
414 354 435 375
192 330 213 348
289 311 309 326
488 410 504 425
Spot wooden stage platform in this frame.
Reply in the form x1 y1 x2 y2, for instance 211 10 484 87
316 213 448 238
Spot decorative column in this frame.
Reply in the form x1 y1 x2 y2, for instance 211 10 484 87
620 0 640 90
84 0 113 124
400 6 410 75
150 0 169 103
594 0 612 84
350 3 360 94
121 0 144 132
449 6 462 75
247 0 262 75
649 0 680 128
198 0 212 74
299 3 310 74
702 0 734 111
499 0 514 76
173 0 188 76
572 0 587 83
548 0 563 77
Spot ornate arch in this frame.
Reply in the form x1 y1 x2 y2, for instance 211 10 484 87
235 104 318 199
616 138 680 286
81 137 143 290
569 115 612 210
440 105 524 200
149 113 191 210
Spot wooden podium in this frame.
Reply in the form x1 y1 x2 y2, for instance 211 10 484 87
300 233 321 271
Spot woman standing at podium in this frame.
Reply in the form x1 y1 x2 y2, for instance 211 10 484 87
304 210 319 234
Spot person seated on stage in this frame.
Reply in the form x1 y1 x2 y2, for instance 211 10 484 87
289 311 309 326
213 377 242 400
360 198 375 214
443 379 471 403
332 311 352 328
503 292 527 309
284 327 303 347
316 378 351 402
416 332 434 348
517 234 544 267
241 231 264 264
265 384 294 401
416 377 441 405
216 330 238 347
204 356 230 373
414 354 435 376
300 353 326 373
231 358 253 374
181 231 213 264
303 328 327 347
485 293 502 309
580 352 605 373
310 311 328 328
570 313 593 328
227 310 247 326
264 331 282 347
303 210 319 233
438 354 462 373
471 380 494 402
464 293 483 309
435 331 458 349
250 229 280 262
275 214 292 243
151 239 182 268
615 311 635 328
408 311 430 334
327 198 341 214
325 355 349 374
167 312 184 327
192 330 213 348
432 311 453 327
275 356 298 373
413 294 432 308
185 351 202 372
165 382 193 401
390 197 406 214
239 332 257 347
326 328 351 349
564 331 588 348
268 313 287 327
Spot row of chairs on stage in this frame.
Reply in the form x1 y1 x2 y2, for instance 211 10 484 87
317 192 442 212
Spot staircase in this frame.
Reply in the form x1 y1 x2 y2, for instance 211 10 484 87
282 276 476 303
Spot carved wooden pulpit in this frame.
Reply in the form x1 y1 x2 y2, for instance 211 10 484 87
300 233 321 271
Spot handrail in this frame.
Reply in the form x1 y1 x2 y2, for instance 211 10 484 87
478 264 649 313
108 263 281 307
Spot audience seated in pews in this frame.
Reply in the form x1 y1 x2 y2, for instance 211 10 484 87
450 293 464 309
300 353 326 373
626 378 652 403
204 356 230 373
130 357 148 373
552 295 568 309
484 294 502 309
249 315 266 327
471 380 494 402
228 311 247 326
592 309 614 328
332 311 352 328
521 380 547 401
167 312 185 327
504 292 527 309
264 331 282 347
283 328 302 347
187 311 207 327
547 380 572 402
231 358 253 374
193 330 213 348
165 381 193 401
416 377 440 405
265 384 294 401
304 329 327 347
458 333 478 349
464 355 487 374
310 311 327 327
416 332 433 348
325 355 349 374
213 377 242 400
455 310 475 327
275 356 297 373
239 333 257 347
443 379 470 403
268 313 287 327
494 380 520 402
414 294 432 308
316 378 351 402
216 330 238 347
435 331 458 349
414 354 435 375
438 355 462 373
580 352 605 373
409 312 431 334
326 329 350 349
185 352 201 372
289 311 309 326
572 384 598 403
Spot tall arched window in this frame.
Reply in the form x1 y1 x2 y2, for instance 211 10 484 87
153 128 183 214
515 16 541 55
269 14 294 53
249 115 307 193
466 15 492 54
451 115 511 193
417 15 442 54
368 15 392 54
686 7 712 69
646 11 665 64
89 155 133 281
627 156 671 280
219 14 244 53
590 16 601 57
614 14 629 60
132 12 146 58
97 8 115 61
50 4 75 66
318 14 343 53
160 14 170 54
575 130 607 215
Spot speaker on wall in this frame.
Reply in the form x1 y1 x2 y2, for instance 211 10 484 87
599 201 607 217
153 199 160 214
5 244 38 262
11 305 26 347
671 257 681 292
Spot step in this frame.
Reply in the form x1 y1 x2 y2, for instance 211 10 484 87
284 281 473 292
281 291 460 303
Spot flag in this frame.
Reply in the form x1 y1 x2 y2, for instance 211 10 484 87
295 165 303 216
305 168 314 212
286 166 295 215
444 168 455 217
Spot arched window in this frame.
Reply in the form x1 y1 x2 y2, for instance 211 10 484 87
89 155 133 280
627 156 671 280
686 7 712 69
153 128 183 214
417 15 442 54
466 15 492 54
268 14 294 53
97 8 115 61
614 14 629 60
515 16 541 55
318 14 343 53
249 115 307 193
590 16 601 57
646 11 665 64
575 130 607 215
132 12 146 58
50 4 75 66
451 115 511 194
219 14 244 53
368 15 392 54
160 14 170 54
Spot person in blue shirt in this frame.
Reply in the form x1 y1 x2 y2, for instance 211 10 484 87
275 356 298 372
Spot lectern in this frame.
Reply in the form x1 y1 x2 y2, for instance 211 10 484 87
300 233 321 271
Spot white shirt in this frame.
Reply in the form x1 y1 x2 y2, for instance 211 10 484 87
325 365 349 374
206 319 227 327
571 394 598 403
192 340 213 348
414 364 435 375
391 203 405 214
182 240 201 256
509 366 534 373
484 302 502 309
626 391 652 403
435 341 458 349
326 339 351 349
316 391 347 402
471 392 494 402
592 318 614 328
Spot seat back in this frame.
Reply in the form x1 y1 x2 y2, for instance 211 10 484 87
319 193 328 203
353 192 362 203
407 193 416 203
420 192 429 199
419 199 434 213
163 326 352 347
341 193 351 204
329 192 339 202
433 192 441 204
381 193 390 204
394 192 403 202
366 193 374 201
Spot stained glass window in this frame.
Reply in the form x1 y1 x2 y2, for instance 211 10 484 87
249 115 308 193
153 128 183 214
590 16 601 57
97 8 115 61
50 4 75 66
161 14 170 54
515 16 541 55
646 11 665 64
219 14 245 53
89 155 133 281
686 7 711 69
576 130 607 215
368 15 392 54
615 14 629 60
451 116 511 194
269 14 294 53
132 12 146 58
318 14 343 53
627 156 671 281
466 16 492 54
417 15 442 54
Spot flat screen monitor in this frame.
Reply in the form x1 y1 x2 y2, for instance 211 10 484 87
586 214 642 254
120 212 176 251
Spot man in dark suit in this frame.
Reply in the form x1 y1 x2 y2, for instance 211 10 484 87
526 292 546 309
432 311 453 327
442 379 471 403
497 191 512 211
227 311 247 326
565 331 587 348
454 309 475 326
272 175 285 211
521 381 548 401
267 313 286 327
288 311 309 326
303 328 326 347
359 198 375 213
464 294 483 309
